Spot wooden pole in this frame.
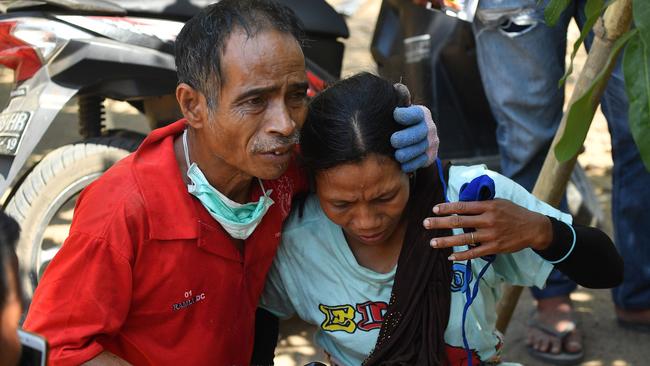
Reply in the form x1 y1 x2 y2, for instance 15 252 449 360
495 0 634 333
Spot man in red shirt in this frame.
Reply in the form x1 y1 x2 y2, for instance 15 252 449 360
23 1 434 365
24 1 310 364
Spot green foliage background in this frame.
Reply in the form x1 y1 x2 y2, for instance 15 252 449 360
546 0 650 171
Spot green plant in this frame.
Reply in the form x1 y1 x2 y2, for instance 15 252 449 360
549 0 650 171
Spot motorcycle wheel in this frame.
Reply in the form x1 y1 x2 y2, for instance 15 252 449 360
5 135 143 301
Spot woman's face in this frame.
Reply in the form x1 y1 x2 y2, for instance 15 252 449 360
316 154 410 247
0 266 22 366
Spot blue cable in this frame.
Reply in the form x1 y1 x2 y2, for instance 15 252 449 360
461 257 495 366
435 158 449 202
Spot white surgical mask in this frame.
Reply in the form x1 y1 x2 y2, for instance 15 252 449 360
182 129 274 239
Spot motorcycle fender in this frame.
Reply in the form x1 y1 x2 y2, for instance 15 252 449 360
0 67 79 202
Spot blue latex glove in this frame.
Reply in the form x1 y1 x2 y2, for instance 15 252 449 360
390 105 439 173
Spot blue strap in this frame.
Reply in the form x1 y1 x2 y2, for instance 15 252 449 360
461 257 495 366
435 158 449 203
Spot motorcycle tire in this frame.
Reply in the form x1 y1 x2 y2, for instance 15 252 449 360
5 135 143 301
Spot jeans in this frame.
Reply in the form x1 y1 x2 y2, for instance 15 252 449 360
472 0 650 308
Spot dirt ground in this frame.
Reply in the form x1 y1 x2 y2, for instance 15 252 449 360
273 1 650 365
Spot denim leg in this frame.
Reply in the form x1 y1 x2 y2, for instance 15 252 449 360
574 4 650 310
604 65 650 310
473 1 577 299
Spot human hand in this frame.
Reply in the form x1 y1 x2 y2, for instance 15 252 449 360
422 199 553 261
391 105 439 173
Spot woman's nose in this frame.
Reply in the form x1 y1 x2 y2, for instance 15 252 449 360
353 206 381 231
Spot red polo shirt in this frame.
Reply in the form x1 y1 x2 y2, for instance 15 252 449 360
23 119 307 365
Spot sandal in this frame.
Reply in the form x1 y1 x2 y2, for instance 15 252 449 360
526 315 584 365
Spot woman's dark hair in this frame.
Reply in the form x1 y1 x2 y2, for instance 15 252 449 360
301 72 400 176
0 211 20 310
301 72 453 365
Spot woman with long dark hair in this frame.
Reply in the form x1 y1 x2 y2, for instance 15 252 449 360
259 73 622 365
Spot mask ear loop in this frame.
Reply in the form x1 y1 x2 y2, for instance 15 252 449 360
257 178 268 196
182 129 196 192
182 128 192 169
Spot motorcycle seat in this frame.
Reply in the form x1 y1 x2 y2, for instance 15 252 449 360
111 0 349 38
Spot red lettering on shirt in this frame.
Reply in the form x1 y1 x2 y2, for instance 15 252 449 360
356 301 388 331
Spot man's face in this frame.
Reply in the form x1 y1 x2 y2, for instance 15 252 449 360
197 29 308 180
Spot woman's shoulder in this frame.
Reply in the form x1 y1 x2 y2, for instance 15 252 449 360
286 192 324 222
448 164 571 223
282 194 331 240
448 164 498 182
449 163 524 191
275 194 346 271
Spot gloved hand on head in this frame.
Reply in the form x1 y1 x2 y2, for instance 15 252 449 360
390 99 440 173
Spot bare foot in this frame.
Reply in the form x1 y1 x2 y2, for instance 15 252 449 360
526 296 583 357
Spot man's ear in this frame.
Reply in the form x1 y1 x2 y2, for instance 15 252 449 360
176 83 208 129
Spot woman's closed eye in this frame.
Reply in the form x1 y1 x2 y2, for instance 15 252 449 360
374 191 398 203
331 201 351 209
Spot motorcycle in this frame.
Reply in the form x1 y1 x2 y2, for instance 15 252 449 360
0 0 601 303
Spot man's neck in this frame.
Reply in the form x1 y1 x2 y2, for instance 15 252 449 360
174 133 253 204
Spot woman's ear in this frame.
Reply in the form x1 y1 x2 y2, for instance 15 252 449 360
176 83 208 129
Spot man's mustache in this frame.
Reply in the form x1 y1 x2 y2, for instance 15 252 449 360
250 133 300 153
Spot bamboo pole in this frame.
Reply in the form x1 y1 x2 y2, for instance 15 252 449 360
495 0 634 333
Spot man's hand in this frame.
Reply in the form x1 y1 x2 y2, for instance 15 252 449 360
422 199 553 261
391 105 439 173
82 351 133 366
